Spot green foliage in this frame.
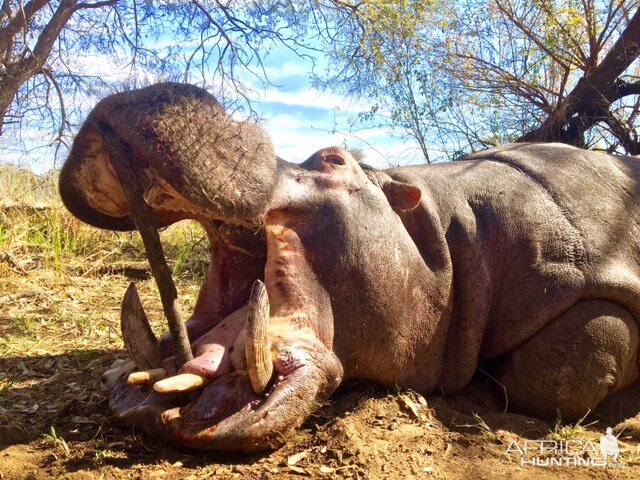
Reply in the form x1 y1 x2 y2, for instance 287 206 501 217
317 0 640 161
473 413 500 443
43 426 70 455
167 221 209 280
548 410 595 441
3 0 639 168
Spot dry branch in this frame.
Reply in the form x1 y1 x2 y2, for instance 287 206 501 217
0 251 27 274
102 126 193 369
519 8 640 148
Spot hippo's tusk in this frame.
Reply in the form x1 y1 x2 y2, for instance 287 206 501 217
245 280 274 395
121 282 162 370
153 373 208 394
127 368 168 385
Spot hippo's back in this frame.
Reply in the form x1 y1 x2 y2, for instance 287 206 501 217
465 143 640 250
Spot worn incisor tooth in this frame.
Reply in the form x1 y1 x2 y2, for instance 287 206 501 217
127 368 168 385
153 373 207 394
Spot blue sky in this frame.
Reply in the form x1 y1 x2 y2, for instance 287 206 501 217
0 38 426 173
237 45 423 168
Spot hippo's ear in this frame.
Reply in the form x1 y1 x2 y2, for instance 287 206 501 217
381 181 422 211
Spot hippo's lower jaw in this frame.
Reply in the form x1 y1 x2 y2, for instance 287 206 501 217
109 337 342 451
163 347 342 451
102 219 344 452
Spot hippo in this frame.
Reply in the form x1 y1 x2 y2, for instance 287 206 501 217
59 83 640 452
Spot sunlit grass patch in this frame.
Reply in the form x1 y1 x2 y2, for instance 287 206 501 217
0 164 210 280
548 411 594 441
472 413 501 443
0 168 209 364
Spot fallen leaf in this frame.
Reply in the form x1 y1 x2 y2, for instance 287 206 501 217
399 393 429 422
59 437 70 456
22 403 39 414
287 465 307 475
287 451 308 466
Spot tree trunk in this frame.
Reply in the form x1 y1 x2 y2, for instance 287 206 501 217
0 0 77 136
518 8 640 151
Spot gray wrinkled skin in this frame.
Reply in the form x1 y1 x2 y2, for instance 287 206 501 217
60 83 640 451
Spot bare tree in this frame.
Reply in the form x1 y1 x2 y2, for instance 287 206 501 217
519 6 640 152
1 1 116 141
0 0 375 166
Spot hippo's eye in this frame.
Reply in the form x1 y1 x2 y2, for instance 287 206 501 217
324 154 346 166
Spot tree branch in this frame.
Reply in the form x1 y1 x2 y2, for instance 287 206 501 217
0 0 50 59
518 7 640 146
75 0 117 10
604 110 640 154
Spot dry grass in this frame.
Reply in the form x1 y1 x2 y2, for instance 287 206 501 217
0 165 209 460
0 166 210 358
0 164 209 278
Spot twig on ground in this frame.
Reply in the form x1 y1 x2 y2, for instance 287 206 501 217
0 251 28 274
0 290 44 306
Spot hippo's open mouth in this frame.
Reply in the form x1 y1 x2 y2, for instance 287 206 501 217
101 216 343 452
58 83 344 451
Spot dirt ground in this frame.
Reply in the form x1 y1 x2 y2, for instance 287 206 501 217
3 207 640 479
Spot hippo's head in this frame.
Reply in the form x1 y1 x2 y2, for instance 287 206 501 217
60 83 452 451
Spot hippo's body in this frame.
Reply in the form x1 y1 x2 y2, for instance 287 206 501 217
378 145 640 416
60 83 640 451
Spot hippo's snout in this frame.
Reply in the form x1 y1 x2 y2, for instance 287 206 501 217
59 82 278 231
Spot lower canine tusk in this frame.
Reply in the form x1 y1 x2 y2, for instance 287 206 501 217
246 279 274 395
153 373 207 394
127 368 168 385
121 282 162 370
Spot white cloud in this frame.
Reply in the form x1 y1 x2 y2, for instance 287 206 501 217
261 110 425 168
7 41 430 174
251 85 366 113
244 61 313 83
